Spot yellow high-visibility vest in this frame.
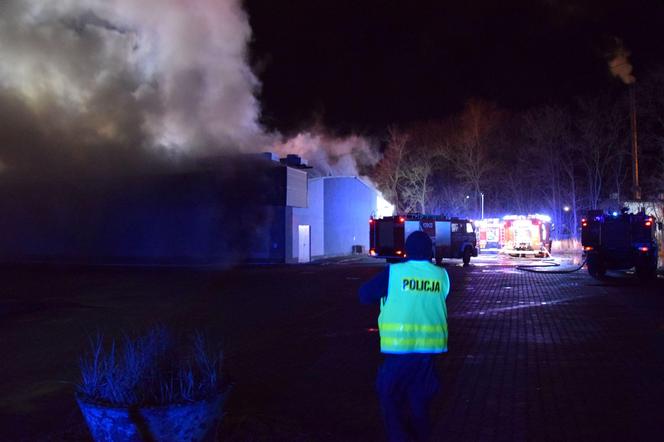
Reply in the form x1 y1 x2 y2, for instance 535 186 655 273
378 260 449 354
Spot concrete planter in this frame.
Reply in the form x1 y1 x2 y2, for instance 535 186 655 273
77 391 228 442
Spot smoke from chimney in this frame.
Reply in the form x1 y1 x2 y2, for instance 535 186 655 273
608 39 636 85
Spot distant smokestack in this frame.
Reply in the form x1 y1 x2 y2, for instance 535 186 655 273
608 39 640 200
629 85 641 200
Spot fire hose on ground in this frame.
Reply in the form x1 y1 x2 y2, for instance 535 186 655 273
515 256 588 274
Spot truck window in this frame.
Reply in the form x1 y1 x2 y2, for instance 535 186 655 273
466 223 474 233
452 223 460 232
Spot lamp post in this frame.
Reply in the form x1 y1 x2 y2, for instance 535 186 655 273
562 206 571 239
480 192 484 220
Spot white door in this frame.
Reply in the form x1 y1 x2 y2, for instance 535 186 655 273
298 225 310 263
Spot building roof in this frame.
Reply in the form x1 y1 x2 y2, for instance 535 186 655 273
307 175 376 192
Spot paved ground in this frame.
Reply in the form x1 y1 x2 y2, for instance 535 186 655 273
1 255 664 441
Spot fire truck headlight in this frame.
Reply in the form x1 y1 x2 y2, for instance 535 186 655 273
583 246 594 252
639 246 649 252
369 249 377 256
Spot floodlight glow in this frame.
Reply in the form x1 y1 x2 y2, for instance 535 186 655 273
503 214 551 223
376 193 395 218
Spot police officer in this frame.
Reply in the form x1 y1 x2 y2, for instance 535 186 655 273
359 230 450 442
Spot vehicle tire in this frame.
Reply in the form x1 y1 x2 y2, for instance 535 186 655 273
462 247 472 266
586 255 605 278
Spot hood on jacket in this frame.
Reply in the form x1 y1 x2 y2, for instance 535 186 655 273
405 230 433 261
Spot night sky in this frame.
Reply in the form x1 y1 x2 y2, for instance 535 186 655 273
247 0 664 134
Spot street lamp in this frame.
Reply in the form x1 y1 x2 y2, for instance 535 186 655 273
563 206 570 212
480 192 484 220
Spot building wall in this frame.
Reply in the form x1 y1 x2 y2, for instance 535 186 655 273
247 161 307 263
248 205 286 263
291 178 324 261
323 177 377 256
0 162 376 265
286 167 308 208
0 172 271 266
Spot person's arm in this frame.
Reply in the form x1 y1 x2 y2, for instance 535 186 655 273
358 267 389 304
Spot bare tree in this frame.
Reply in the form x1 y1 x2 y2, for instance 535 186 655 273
428 178 471 217
502 167 534 215
445 99 501 216
371 126 409 211
399 146 434 213
575 95 626 209
637 67 664 196
522 105 573 238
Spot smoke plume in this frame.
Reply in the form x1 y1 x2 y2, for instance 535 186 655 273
0 0 261 177
0 0 377 182
608 39 636 85
271 131 380 177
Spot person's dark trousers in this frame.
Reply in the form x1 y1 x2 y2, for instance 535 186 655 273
376 354 439 442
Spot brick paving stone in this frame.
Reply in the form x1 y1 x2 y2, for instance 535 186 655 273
431 263 664 442
1 261 663 441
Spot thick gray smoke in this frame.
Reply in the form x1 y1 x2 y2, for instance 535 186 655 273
0 0 380 267
0 0 377 182
0 0 261 177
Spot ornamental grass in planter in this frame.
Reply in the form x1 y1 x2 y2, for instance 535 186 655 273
76 327 228 442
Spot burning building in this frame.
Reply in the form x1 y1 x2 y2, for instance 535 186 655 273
259 153 378 263
0 153 377 266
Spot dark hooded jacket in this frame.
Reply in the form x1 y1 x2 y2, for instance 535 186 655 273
359 231 433 304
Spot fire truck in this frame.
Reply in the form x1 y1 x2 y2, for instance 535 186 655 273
474 218 503 251
369 214 479 265
500 214 552 258
581 209 658 279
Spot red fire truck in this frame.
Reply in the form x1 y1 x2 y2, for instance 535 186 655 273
475 218 503 251
500 214 552 258
369 214 478 265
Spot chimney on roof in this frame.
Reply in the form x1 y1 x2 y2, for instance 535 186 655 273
280 154 309 168
260 152 279 162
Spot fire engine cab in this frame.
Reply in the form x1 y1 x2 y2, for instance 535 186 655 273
369 214 479 265
581 209 658 279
